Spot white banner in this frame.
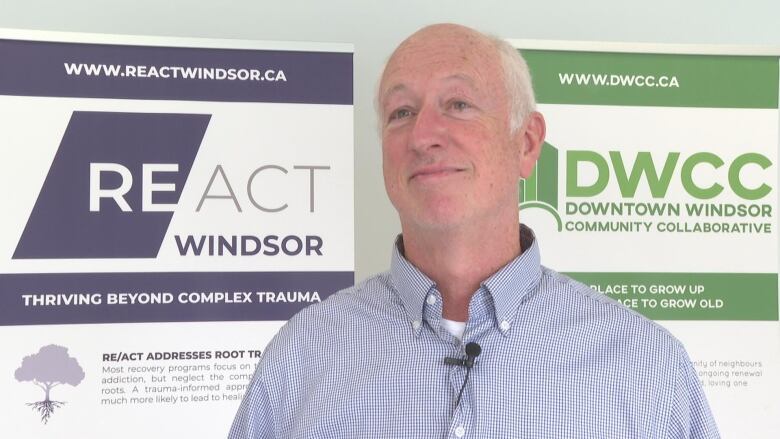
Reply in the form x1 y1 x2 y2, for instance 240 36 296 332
0 30 353 437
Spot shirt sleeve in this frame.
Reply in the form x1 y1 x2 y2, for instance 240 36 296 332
228 371 275 439
666 350 720 439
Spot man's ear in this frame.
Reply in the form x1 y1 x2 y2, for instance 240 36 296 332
516 111 546 178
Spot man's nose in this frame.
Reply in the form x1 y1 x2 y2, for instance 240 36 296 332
409 104 446 152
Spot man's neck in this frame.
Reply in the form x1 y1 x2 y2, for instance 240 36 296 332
401 215 521 321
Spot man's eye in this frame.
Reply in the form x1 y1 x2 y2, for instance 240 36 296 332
389 108 413 121
451 100 470 111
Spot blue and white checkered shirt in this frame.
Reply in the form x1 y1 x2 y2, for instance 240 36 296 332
229 226 720 438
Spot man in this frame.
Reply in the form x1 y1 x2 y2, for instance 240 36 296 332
229 24 720 438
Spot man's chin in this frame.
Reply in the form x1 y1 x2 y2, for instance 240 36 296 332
402 207 471 232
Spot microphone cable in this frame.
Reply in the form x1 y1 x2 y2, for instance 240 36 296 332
444 342 482 410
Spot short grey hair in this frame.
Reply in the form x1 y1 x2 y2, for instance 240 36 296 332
489 36 537 133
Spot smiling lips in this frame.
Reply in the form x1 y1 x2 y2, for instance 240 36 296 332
409 165 466 181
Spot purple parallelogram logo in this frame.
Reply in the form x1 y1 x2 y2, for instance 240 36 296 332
13 111 209 259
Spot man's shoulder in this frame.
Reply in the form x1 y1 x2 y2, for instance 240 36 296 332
265 272 398 343
535 266 684 352
256 271 401 373
293 271 397 322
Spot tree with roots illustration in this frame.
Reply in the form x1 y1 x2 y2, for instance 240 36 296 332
15 344 85 424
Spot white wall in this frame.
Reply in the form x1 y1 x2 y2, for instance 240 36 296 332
1 0 778 280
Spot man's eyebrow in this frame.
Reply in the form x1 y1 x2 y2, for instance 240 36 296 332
442 73 477 87
381 74 479 106
381 83 409 103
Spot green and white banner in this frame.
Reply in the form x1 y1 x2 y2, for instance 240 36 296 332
512 42 779 437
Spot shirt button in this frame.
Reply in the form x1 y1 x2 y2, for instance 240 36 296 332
499 320 511 331
454 426 466 437
426 295 437 305
412 320 421 330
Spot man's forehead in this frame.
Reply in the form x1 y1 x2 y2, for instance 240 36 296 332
380 27 501 100
386 28 495 71
383 73 479 98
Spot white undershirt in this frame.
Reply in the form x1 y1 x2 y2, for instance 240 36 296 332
441 318 466 340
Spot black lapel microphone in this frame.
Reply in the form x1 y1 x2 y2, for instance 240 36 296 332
444 342 482 409
444 342 482 367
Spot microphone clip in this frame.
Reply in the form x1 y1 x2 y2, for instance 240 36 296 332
444 357 467 367
443 342 482 369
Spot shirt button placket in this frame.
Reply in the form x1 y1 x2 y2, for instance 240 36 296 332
448 370 473 438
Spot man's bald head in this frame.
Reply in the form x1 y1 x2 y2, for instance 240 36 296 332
378 24 536 134
377 22 546 234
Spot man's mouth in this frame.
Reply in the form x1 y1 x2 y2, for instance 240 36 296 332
409 165 465 181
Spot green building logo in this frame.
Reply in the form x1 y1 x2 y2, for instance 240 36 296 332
519 142 562 231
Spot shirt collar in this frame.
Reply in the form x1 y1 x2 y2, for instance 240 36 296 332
389 224 543 336
481 225 542 330
389 235 437 334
